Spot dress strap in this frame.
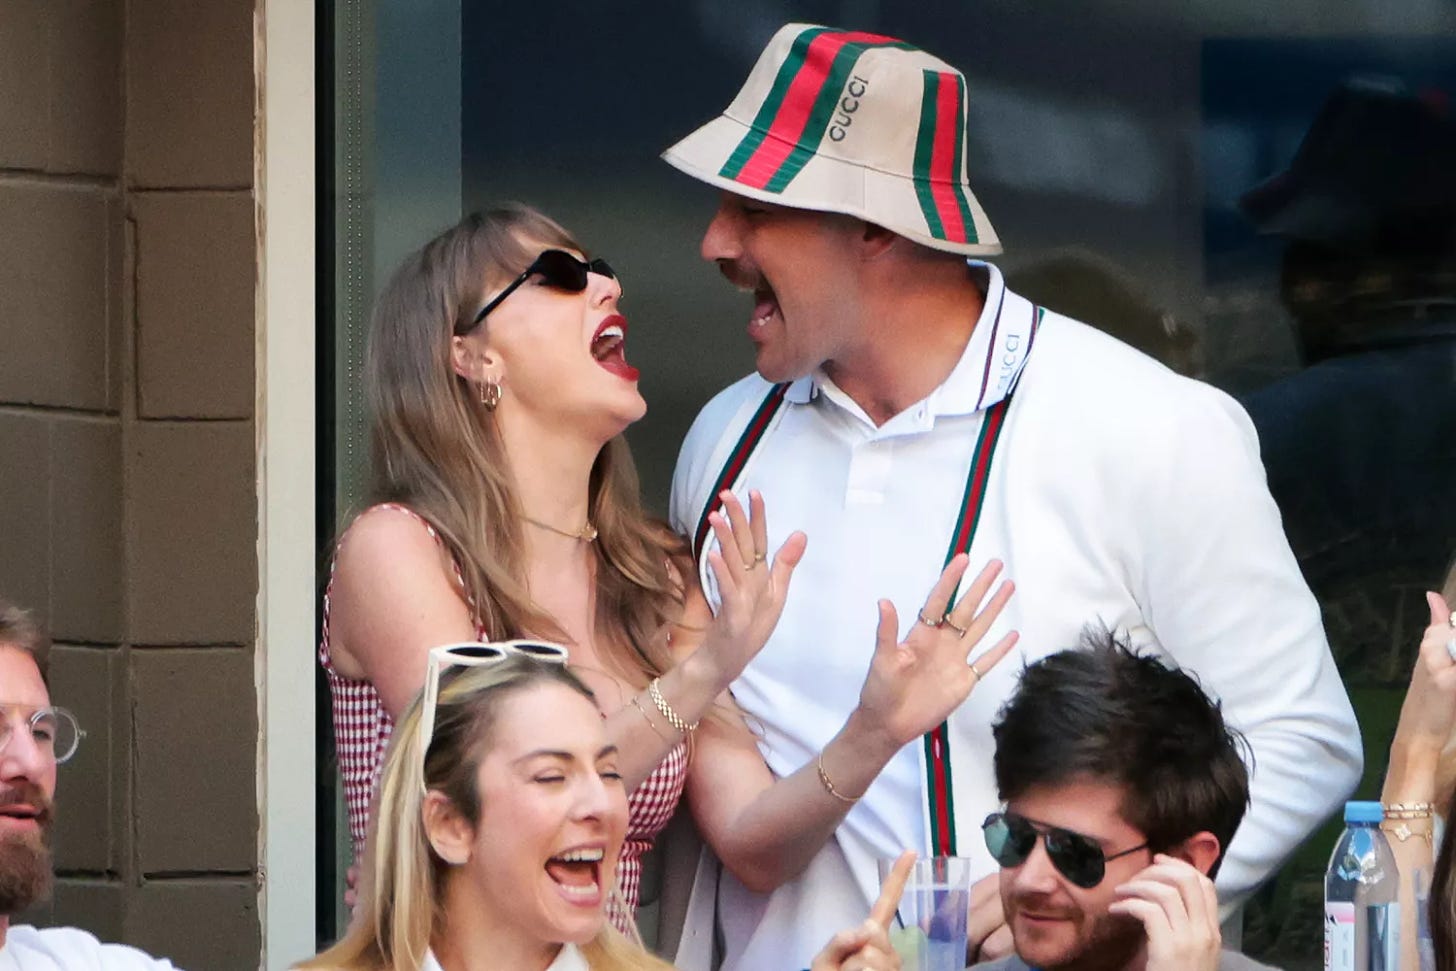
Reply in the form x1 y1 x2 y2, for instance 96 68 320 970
327 503 484 633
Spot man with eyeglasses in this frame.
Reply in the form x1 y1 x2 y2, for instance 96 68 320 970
660 21 1357 971
973 629 1277 971
0 599 179 969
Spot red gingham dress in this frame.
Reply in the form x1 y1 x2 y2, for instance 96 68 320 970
319 503 688 932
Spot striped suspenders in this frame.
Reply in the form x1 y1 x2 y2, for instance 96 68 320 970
692 305 1041 857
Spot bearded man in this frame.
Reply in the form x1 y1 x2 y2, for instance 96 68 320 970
0 600 180 969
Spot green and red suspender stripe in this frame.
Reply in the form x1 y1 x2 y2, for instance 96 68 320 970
691 382 792 563
694 305 1040 858
719 27 915 193
912 70 979 246
922 397 1011 856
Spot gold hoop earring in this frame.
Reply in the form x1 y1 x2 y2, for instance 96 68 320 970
479 377 502 411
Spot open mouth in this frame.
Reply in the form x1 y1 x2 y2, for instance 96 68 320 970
590 315 640 381
544 846 605 902
749 282 780 337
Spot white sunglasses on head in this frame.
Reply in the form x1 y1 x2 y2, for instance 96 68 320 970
416 640 571 788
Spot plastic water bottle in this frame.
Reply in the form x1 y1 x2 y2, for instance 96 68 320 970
1325 801 1400 971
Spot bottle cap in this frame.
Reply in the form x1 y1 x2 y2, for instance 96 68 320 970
1344 800 1384 824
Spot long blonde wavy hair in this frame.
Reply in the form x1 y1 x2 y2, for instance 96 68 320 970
298 656 674 971
359 205 685 684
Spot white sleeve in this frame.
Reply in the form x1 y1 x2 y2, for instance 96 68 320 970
99 944 180 971
1131 384 1362 903
668 375 771 538
6 926 182 971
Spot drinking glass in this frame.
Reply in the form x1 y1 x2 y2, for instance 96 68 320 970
877 856 972 971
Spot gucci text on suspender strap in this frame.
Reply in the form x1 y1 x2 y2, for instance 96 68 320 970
925 303 1042 855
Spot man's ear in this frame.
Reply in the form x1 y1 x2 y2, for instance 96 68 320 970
422 790 474 866
1164 831 1222 877
858 220 899 261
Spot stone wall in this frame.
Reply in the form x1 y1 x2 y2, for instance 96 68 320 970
0 1 261 966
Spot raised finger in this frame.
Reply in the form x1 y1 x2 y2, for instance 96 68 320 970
718 491 759 564
748 489 771 562
870 851 915 928
1107 897 1173 950
709 510 748 579
919 554 971 622
767 530 808 602
1151 855 1218 938
1115 875 1189 931
968 630 1019 682
705 548 738 603
1429 590 1453 630
948 578 1014 642
874 600 901 660
947 558 1005 616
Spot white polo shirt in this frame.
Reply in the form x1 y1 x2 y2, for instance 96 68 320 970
668 262 1361 971
0 926 178 970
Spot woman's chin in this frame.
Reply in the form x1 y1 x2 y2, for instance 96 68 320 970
548 910 608 947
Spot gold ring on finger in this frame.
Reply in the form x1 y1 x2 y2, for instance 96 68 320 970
918 609 944 629
943 616 968 637
969 661 983 681
752 551 767 565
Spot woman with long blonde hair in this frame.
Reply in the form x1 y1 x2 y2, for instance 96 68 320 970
301 650 911 971
320 204 1017 933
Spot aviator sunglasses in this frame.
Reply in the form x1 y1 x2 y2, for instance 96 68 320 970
461 249 617 333
982 811 1150 889
416 640 570 789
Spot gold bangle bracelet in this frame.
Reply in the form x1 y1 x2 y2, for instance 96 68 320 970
816 751 860 804
648 678 699 734
1384 807 1436 820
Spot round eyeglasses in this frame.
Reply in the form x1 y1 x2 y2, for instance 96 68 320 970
0 704 84 765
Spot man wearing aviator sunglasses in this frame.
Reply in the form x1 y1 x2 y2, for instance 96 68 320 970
972 630 1277 971
0 599 179 968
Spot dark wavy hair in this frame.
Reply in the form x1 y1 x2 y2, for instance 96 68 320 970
992 627 1251 875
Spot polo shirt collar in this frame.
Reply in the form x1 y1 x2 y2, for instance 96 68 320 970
785 261 1028 418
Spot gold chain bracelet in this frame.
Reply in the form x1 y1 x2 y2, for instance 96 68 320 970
817 751 860 804
648 678 699 734
1380 820 1434 844
1384 802 1436 819
630 695 673 743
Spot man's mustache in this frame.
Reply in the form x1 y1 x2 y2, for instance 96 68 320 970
716 259 764 292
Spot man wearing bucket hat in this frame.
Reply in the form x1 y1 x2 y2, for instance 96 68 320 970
662 23 1361 971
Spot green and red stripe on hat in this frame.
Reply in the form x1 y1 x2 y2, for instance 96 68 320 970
663 22 1002 257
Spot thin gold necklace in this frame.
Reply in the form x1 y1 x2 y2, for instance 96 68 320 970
521 515 598 543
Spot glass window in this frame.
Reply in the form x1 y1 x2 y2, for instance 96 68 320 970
327 4 1456 964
